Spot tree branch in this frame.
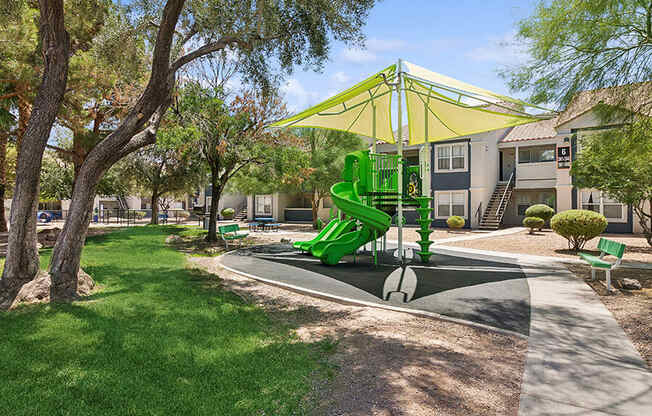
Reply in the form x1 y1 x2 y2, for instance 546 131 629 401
170 36 252 73
0 92 19 100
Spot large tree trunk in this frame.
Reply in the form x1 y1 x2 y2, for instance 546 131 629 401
0 0 70 308
206 174 222 242
47 0 185 299
0 133 8 233
150 189 159 225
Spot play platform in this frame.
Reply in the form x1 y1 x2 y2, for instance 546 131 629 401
220 243 531 336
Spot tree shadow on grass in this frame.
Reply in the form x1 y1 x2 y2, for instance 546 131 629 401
0 263 336 415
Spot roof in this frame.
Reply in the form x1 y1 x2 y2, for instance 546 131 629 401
556 82 652 126
501 116 559 143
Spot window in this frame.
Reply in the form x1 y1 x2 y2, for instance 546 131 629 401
516 191 556 216
435 143 467 172
518 145 555 163
580 190 626 222
255 195 272 215
435 191 467 219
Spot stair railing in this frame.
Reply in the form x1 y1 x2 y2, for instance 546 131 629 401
475 202 482 226
495 169 515 216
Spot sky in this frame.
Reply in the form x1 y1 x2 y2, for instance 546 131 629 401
279 0 537 113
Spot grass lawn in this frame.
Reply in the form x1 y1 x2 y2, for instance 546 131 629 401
0 226 331 415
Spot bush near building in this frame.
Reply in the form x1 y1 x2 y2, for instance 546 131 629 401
523 217 545 234
221 208 235 220
525 204 555 225
550 209 608 250
447 216 465 229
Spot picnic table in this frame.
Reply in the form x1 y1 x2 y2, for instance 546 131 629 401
251 217 279 232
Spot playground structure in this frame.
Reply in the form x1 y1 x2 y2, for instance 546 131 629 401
276 59 551 265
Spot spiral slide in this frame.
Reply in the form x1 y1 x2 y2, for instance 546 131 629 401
311 181 391 265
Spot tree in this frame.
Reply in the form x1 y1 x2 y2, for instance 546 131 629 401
125 125 204 224
233 128 363 228
185 84 289 242
39 151 132 203
572 121 652 246
4 0 376 303
0 0 71 307
504 0 652 109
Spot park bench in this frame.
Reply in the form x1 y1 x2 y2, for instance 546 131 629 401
218 224 249 248
579 238 625 292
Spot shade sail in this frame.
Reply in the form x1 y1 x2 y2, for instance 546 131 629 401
270 64 397 143
404 77 541 145
271 60 551 146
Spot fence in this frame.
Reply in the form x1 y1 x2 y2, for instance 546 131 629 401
35 209 193 226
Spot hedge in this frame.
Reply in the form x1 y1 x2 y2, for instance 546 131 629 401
550 209 607 250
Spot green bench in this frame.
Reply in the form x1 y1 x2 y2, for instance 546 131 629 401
579 237 625 292
218 224 249 248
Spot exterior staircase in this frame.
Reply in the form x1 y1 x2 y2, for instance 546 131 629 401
234 209 248 221
479 174 515 230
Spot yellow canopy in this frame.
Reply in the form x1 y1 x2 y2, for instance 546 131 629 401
271 64 397 143
271 61 551 145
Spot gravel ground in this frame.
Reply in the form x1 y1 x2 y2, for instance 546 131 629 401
444 229 652 265
186 229 527 415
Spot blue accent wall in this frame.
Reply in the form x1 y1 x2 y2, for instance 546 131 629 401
429 139 471 229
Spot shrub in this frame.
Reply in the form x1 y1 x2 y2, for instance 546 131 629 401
447 216 465 229
176 210 190 218
221 208 235 219
134 211 147 219
550 209 607 250
523 217 545 234
525 204 555 225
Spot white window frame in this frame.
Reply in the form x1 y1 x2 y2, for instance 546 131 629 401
434 143 468 173
255 194 273 215
434 190 468 219
578 189 627 223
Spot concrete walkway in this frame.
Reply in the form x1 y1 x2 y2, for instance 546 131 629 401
518 264 651 415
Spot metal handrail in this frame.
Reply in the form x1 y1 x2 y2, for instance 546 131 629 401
495 170 515 216
475 202 482 225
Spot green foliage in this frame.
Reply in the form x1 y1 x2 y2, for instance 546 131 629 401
125 124 205 203
220 208 235 219
0 226 330 415
571 121 652 246
505 0 652 107
233 128 363 227
551 209 608 250
525 204 555 223
129 0 376 91
446 216 465 229
523 217 545 234
39 152 133 201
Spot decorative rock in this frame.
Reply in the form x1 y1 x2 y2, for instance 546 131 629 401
621 278 642 290
11 268 96 308
165 235 183 244
280 238 291 244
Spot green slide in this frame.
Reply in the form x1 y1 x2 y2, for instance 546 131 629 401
312 181 391 265
293 218 356 252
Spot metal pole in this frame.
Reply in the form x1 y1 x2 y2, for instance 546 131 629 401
372 103 377 264
397 59 404 263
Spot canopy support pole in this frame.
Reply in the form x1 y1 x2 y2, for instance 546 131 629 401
397 59 404 264
372 103 377 265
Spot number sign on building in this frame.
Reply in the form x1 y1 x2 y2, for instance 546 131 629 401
557 146 571 169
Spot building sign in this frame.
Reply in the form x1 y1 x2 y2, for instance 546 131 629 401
557 146 571 169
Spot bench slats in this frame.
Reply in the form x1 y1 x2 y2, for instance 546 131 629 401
597 238 626 258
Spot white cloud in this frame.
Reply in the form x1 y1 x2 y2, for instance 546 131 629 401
465 31 528 65
331 71 351 84
340 48 377 63
367 37 406 52
280 78 320 112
